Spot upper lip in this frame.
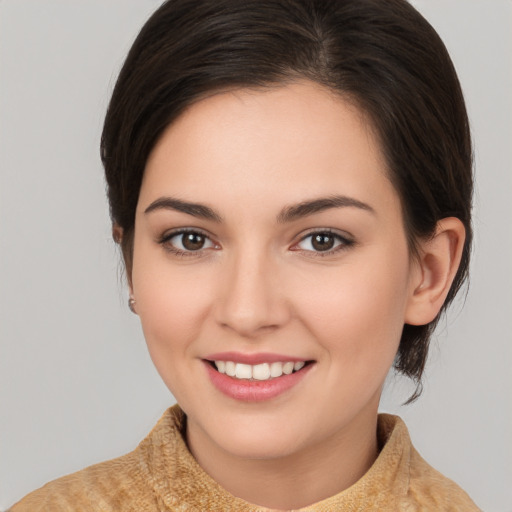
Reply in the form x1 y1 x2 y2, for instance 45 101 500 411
204 352 310 365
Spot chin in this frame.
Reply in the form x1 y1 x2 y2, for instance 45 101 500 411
216 426 306 461
189 403 312 460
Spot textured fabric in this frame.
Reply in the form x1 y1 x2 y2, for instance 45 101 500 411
10 405 480 511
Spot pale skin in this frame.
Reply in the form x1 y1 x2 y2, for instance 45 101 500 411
120 81 465 510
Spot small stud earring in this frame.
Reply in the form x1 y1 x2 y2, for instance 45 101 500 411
128 297 137 314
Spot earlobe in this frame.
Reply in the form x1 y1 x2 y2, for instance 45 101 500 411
405 217 466 326
128 296 138 315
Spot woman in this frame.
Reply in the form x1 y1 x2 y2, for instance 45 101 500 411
9 0 481 510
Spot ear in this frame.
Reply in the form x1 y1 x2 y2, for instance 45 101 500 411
112 223 123 244
405 217 466 326
112 223 135 292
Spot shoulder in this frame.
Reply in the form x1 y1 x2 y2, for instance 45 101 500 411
8 449 155 512
406 444 481 511
8 407 184 512
378 414 481 511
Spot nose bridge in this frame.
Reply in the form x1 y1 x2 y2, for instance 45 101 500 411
215 243 287 337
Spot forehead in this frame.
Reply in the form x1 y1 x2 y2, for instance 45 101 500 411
139 81 399 222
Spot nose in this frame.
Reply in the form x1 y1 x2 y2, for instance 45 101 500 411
214 249 290 338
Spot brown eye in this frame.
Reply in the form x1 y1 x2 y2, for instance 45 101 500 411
164 230 215 253
296 231 353 254
311 233 335 251
182 232 206 250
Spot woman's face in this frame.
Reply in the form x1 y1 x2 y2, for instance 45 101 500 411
131 82 421 461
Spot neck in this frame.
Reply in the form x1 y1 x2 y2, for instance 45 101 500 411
186 408 379 510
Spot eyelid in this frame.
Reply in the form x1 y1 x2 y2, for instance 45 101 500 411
291 228 355 255
158 227 220 256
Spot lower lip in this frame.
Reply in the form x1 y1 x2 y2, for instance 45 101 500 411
204 361 313 402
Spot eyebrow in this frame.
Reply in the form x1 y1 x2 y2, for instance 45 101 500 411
144 197 223 222
276 195 375 223
144 194 375 223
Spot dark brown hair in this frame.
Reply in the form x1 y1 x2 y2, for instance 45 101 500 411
101 0 473 400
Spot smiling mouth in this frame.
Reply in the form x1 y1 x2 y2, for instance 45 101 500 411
206 360 314 381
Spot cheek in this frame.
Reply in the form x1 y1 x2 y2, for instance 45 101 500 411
291 254 410 368
131 251 215 359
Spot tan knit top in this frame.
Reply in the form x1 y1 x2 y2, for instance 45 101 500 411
10 405 480 511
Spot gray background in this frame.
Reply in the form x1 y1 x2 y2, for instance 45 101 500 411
1 1 511 510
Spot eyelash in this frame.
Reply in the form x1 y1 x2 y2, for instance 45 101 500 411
158 228 218 258
293 229 355 257
158 228 355 258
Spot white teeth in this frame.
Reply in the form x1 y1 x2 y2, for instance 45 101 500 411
235 363 252 379
252 363 270 380
225 361 236 377
215 361 226 373
282 362 294 375
212 360 308 380
269 362 284 378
